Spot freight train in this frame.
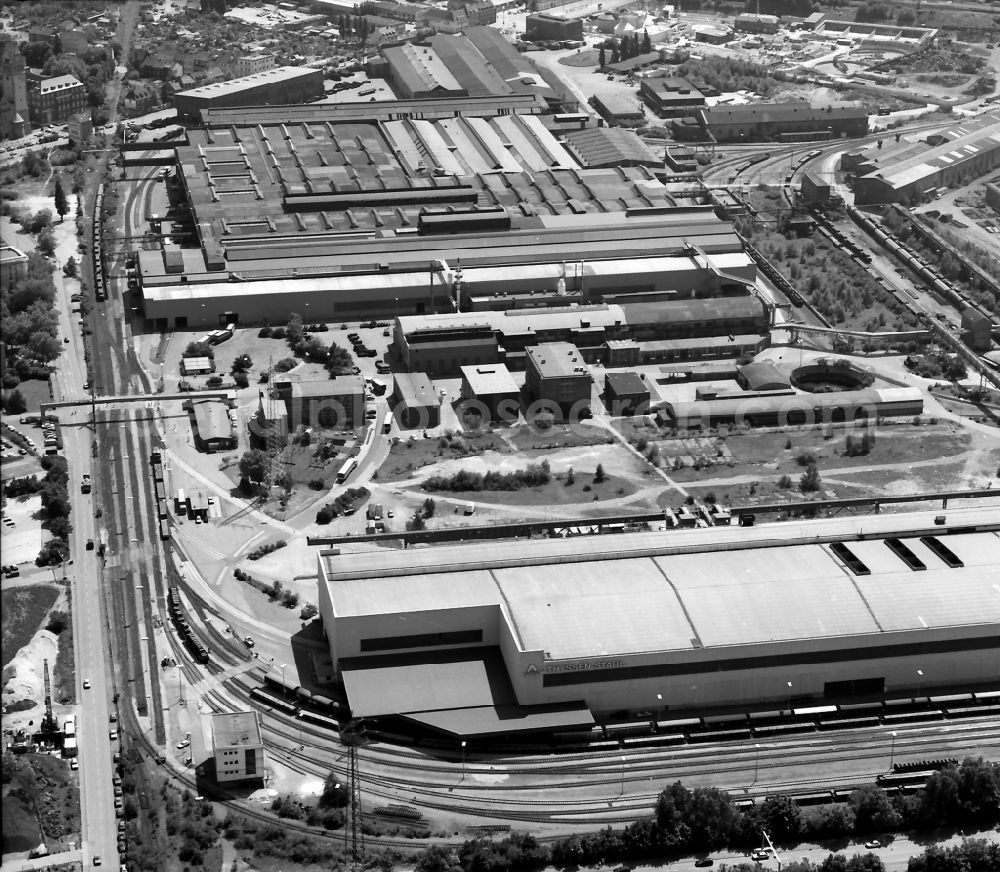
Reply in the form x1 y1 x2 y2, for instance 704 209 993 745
149 451 170 541
167 585 209 665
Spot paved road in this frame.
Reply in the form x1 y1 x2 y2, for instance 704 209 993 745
45 199 118 869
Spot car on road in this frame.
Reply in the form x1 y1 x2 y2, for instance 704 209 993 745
176 739 190 749
695 861 714 868
83 679 91 689
864 841 881 850
109 712 117 723
751 850 770 862
70 758 78 770
109 730 118 741
94 857 101 866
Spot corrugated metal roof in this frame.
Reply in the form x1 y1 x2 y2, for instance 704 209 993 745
564 127 660 167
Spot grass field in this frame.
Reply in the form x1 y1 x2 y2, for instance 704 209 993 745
11 378 51 411
1 752 81 851
1 584 59 669
379 430 509 482
415 469 639 507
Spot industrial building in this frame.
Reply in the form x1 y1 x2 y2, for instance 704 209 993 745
525 12 583 41
561 127 661 168
172 66 324 121
661 386 923 430
189 399 237 452
460 364 520 421
275 375 366 429
589 93 644 128
640 77 706 118
392 372 440 429
315 508 1000 736
673 101 868 143
211 711 264 783
854 112 1000 206
524 342 593 412
381 43 467 99
734 13 779 34
392 294 770 375
604 370 650 415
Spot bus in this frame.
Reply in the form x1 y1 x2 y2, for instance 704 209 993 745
336 458 358 483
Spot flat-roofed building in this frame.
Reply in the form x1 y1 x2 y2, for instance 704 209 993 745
67 111 92 145
693 23 732 44
604 370 649 415
391 371 440 429
190 398 237 452
316 507 1000 736
181 355 215 376
673 101 868 142
735 13 779 34
525 342 592 412
640 77 706 118
277 375 365 429
0 241 29 288
460 363 520 421
396 322 499 376
589 92 644 128
234 53 275 78
525 12 583 41
173 66 324 121
212 711 264 783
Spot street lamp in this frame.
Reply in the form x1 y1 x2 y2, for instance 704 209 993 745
461 740 467 783
620 754 626 797
754 743 761 784
280 663 287 698
889 730 898 771
916 669 924 700
656 693 663 723
786 681 793 713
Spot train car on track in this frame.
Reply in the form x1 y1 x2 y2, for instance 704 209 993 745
250 686 299 716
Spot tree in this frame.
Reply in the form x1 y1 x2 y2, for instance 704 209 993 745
231 354 252 373
28 329 62 361
642 28 651 54
850 785 900 832
594 463 606 484
62 256 78 278
320 771 349 808
799 464 821 493
238 449 268 483
4 388 27 413
37 228 56 257
598 46 606 68
566 467 575 486
54 178 69 221
327 341 353 374
759 794 803 842
184 340 213 359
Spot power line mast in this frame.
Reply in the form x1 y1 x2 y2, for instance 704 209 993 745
342 722 366 872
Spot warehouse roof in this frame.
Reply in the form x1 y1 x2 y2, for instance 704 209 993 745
191 399 233 441
704 100 867 125
428 32 512 97
290 375 365 398
174 65 319 99
563 127 660 167
211 711 262 750
383 43 465 95
461 363 519 396
321 509 1000 661
526 342 591 379
605 370 648 396
393 371 438 408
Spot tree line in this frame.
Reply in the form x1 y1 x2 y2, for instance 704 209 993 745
413 760 998 872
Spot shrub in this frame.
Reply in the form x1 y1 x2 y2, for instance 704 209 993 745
795 450 817 467
206 375 223 387
274 357 297 373
308 479 326 490
799 464 822 493
777 474 793 489
300 604 318 620
258 326 273 338
316 506 335 524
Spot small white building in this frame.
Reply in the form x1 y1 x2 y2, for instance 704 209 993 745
212 711 264 783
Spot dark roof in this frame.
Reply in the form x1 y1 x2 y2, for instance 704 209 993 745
621 295 766 326
737 360 790 392
607 51 660 73
704 101 867 125
605 371 649 396
564 127 659 167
